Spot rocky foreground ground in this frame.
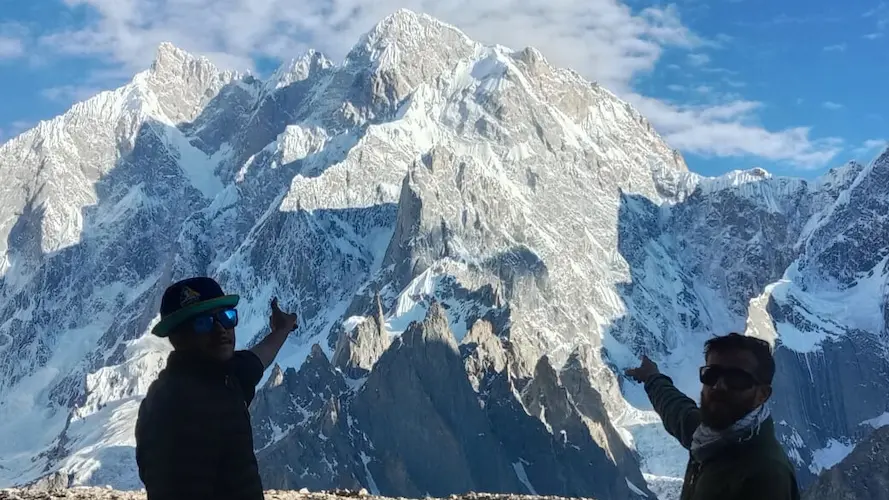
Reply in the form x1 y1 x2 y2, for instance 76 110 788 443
0 489 594 500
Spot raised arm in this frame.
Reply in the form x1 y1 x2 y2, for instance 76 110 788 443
644 374 701 449
249 297 298 369
626 355 701 449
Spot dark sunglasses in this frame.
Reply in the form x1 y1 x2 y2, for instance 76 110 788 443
699 365 759 391
191 308 238 334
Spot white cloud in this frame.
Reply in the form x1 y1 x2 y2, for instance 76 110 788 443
687 53 710 66
667 84 686 92
28 0 842 169
0 36 23 59
1 121 38 143
822 43 847 52
700 67 739 75
40 0 703 90
0 121 33 142
863 32 884 40
11 120 32 133
863 2 889 30
41 85 104 102
822 101 844 110
852 138 887 158
0 22 30 60
628 94 843 169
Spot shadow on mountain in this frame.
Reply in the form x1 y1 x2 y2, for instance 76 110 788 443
252 301 653 499
0 69 405 483
0 117 219 482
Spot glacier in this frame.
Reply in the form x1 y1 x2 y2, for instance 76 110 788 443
0 9 887 500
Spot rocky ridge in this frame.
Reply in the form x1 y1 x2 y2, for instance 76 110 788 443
0 8 887 500
0 489 597 500
802 424 889 500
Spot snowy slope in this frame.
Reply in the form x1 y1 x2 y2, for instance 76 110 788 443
0 9 887 500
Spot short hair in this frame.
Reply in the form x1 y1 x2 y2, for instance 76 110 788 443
168 331 186 350
704 333 775 385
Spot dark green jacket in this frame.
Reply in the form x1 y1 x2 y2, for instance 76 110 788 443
136 350 266 500
644 374 800 500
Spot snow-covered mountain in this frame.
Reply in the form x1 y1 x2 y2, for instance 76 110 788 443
0 9 887 500
802 422 889 500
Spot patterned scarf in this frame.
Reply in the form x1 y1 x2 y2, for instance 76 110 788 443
690 404 770 462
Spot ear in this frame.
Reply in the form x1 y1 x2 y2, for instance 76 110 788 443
168 331 187 350
755 384 773 406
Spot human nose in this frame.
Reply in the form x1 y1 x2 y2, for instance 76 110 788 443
212 319 227 333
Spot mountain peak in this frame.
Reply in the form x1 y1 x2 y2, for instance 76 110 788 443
351 8 475 69
150 42 217 76
142 41 238 124
267 50 333 91
374 8 436 34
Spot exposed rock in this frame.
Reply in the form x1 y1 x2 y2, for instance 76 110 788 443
461 320 508 391
803 425 889 500
560 346 644 487
0 7 887 500
22 472 70 493
251 344 348 452
333 293 392 379
0 488 600 500
350 303 521 497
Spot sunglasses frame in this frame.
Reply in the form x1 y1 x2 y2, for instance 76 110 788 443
191 308 239 334
699 364 760 391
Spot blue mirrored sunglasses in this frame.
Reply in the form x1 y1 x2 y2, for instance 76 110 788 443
191 308 238 334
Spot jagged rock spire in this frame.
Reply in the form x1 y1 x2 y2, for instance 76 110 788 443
332 294 392 379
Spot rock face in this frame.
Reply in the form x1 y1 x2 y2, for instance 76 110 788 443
0 8 887 500
0 489 599 500
803 425 889 500
351 303 521 497
251 304 652 499
332 294 391 379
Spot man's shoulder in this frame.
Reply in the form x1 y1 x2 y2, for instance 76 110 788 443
231 349 262 367
229 350 264 381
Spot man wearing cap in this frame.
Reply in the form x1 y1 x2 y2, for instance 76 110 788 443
135 277 297 500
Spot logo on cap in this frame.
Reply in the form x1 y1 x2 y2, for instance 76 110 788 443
180 286 202 306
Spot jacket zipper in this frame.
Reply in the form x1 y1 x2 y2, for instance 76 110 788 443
224 375 249 411
687 460 702 493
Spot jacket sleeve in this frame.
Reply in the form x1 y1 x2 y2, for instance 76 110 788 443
643 374 702 449
136 382 220 500
736 463 801 500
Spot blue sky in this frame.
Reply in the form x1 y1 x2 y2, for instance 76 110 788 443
0 0 886 178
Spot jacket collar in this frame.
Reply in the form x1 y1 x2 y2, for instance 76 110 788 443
701 417 779 463
165 350 231 379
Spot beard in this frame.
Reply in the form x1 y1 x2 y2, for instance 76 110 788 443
700 391 754 430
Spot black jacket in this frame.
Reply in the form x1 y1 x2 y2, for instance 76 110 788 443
136 350 266 500
645 374 800 500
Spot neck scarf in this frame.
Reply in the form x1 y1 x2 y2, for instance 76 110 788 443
690 404 770 462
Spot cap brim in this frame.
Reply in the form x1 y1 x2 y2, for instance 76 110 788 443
151 295 240 338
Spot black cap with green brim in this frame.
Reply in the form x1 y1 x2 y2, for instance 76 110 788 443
152 277 240 338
